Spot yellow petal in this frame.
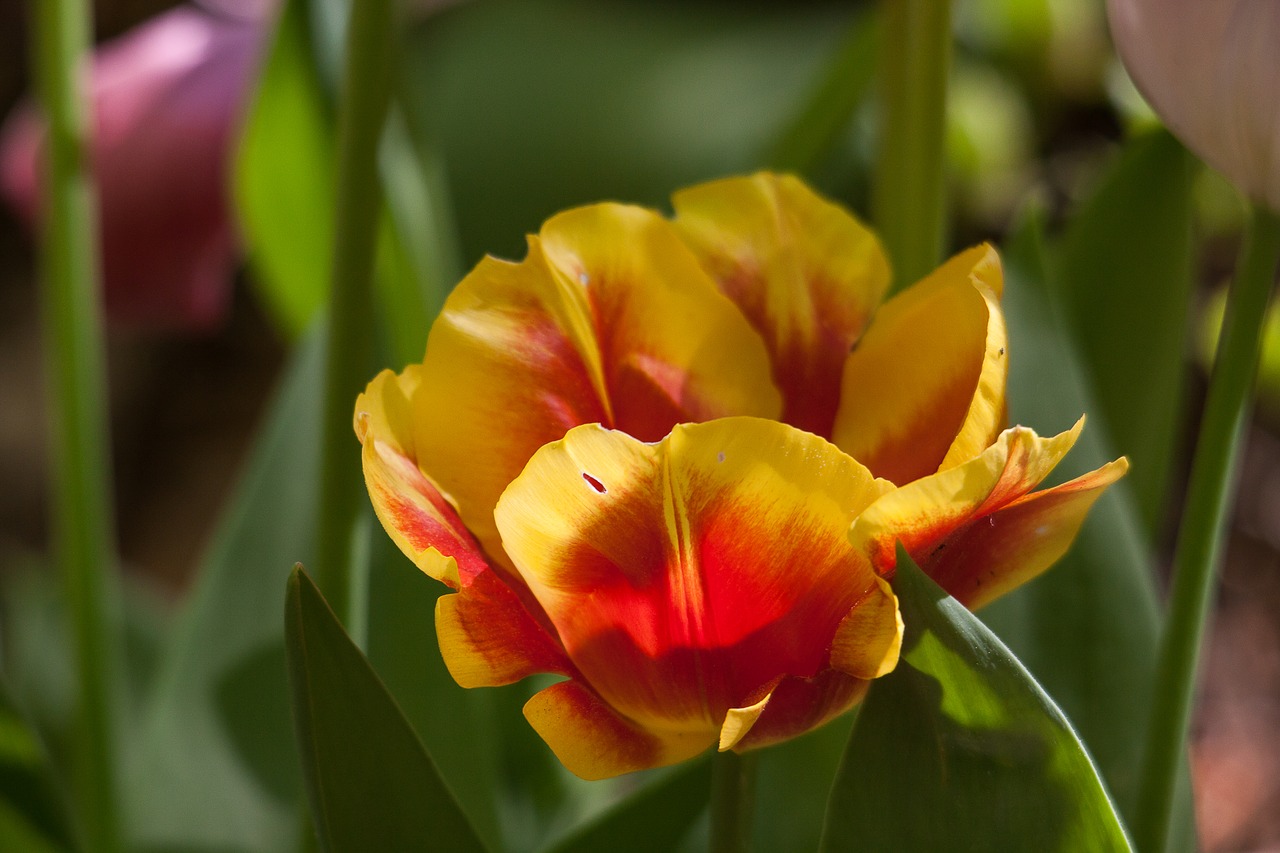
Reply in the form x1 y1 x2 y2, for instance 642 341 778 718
719 687 776 752
831 245 1008 484
524 680 714 780
830 576 903 679
495 417 893 738
415 204 780 561
672 172 891 437
849 419 1124 609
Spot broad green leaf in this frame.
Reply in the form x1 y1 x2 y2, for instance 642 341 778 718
236 0 336 337
539 759 711 853
0 682 72 853
285 567 487 852
1054 128 1198 535
821 549 1132 852
364 531 503 851
983 212 1195 851
124 331 325 852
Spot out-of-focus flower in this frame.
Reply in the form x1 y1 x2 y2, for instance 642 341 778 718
1106 0 1280 211
355 172 1127 778
0 4 269 331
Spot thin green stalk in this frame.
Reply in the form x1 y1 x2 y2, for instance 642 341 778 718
873 0 952 289
1133 205 1280 853
312 0 396 627
31 0 121 849
709 750 757 853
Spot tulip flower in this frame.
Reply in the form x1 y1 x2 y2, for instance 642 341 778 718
0 4 268 330
1106 0 1280 211
355 172 1126 778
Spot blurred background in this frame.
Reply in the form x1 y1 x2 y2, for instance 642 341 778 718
0 0 1276 849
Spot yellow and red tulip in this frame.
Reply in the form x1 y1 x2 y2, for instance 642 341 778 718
355 172 1126 779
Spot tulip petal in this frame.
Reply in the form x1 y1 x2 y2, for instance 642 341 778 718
719 684 778 751
731 669 871 752
356 369 570 688
830 577 903 680
416 205 780 562
831 245 1007 484
922 459 1130 610
672 173 891 436
496 418 895 739
524 680 714 780
850 420 1124 609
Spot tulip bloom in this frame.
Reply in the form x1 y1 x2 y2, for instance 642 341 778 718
0 4 267 330
1107 0 1280 211
356 172 1126 778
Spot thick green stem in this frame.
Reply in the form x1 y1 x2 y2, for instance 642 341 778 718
1133 205 1280 853
312 0 395 627
873 0 952 289
31 0 120 849
709 751 757 853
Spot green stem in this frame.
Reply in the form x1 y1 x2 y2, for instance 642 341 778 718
31 0 120 849
709 751 757 853
873 0 952 289
1133 205 1280 853
312 0 396 627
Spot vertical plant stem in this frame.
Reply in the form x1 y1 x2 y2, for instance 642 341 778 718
31 0 120 850
710 751 757 853
312 0 396 627
1133 205 1280 853
873 0 952 289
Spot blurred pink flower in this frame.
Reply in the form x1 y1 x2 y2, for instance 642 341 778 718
0 4 270 331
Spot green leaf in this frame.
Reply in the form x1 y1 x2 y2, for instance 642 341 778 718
125 330 326 852
0 682 72 853
983 211 1195 851
235 0 336 337
1053 128 1198 535
539 759 711 853
820 548 1132 852
363 531 503 851
285 567 488 852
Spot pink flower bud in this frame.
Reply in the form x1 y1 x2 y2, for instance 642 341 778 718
0 5 268 331
1107 0 1280 211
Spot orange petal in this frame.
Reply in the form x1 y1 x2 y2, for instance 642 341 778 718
850 420 1125 608
730 668 871 752
831 245 1007 484
416 205 780 562
524 680 714 780
920 459 1130 610
496 417 894 739
672 172 891 437
356 369 570 687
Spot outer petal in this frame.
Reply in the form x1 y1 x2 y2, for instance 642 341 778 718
921 459 1129 610
355 370 570 688
495 418 896 744
671 173 891 437
524 680 715 781
730 669 871 752
416 205 780 561
831 245 1007 484
850 419 1127 609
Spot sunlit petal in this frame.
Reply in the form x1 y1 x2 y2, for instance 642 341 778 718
832 245 1007 484
672 173 890 436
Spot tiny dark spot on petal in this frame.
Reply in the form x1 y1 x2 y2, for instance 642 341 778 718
583 472 606 493
717 451 726 463
998 347 1005 356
